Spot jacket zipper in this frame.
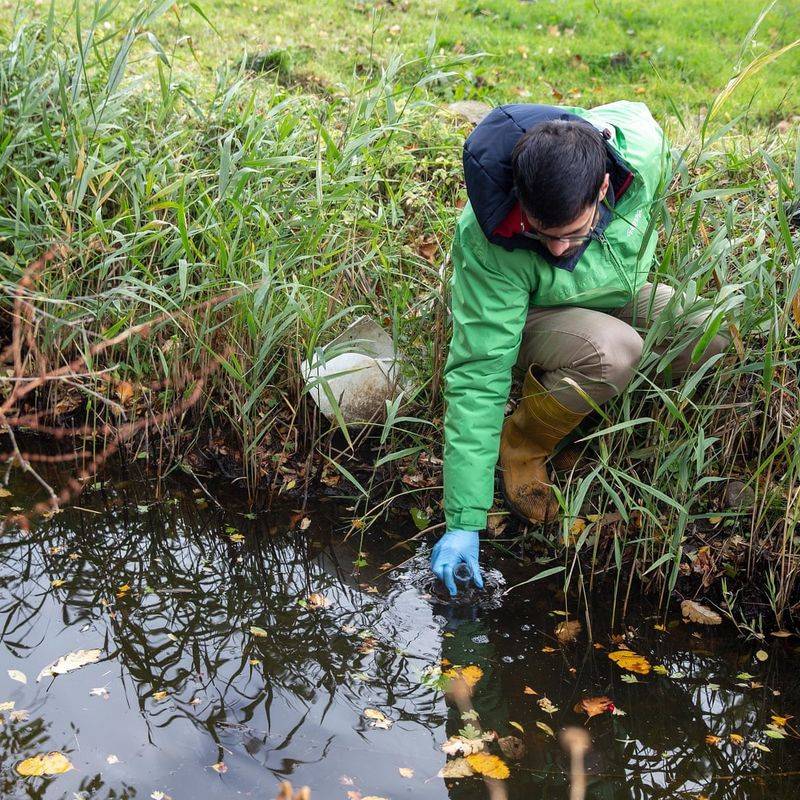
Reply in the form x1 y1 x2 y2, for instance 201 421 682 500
597 232 634 302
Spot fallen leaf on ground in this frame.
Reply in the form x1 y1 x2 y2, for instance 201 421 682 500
555 620 582 644
438 757 474 778
681 600 722 625
608 650 651 675
16 752 74 776
466 752 510 779
398 767 414 778
36 648 102 682
8 669 26 684
498 735 526 761
574 696 613 718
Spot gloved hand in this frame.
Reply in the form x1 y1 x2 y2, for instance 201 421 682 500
431 529 484 597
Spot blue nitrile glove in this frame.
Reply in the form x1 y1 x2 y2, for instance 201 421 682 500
431 529 484 597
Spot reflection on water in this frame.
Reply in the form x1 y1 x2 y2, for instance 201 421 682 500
0 471 798 799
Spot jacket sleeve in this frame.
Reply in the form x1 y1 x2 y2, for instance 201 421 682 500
443 220 532 532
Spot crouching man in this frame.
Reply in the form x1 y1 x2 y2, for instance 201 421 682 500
431 101 727 596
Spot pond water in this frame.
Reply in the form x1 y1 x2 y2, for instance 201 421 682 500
1 469 798 799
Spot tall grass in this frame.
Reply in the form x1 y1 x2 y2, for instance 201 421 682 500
0 2 798 628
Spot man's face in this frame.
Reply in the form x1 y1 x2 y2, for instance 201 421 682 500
524 173 610 258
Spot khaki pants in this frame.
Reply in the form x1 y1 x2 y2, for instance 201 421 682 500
516 283 728 412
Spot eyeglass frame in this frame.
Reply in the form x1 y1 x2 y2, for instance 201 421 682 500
519 198 604 246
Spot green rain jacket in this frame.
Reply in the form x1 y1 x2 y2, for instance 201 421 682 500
443 101 672 532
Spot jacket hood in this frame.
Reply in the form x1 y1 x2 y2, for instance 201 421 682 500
463 104 635 266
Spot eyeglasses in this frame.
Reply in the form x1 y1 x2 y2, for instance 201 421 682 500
521 199 602 246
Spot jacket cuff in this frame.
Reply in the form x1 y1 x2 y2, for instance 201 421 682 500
446 508 486 532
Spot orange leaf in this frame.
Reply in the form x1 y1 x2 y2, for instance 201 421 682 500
574 696 613 718
608 650 651 675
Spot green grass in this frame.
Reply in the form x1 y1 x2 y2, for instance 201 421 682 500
7 0 798 120
0 1 799 630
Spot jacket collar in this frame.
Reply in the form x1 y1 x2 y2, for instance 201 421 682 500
462 104 635 270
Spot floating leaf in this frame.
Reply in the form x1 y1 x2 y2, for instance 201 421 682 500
8 669 26 685
306 593 330 609
249 626 269 638
748 741 771 752
37 648 101 682
466 752 510 780
608 650 651 675
509 720 524 734
771 715 791 728
444 665 483 689
16 752 74 776
620 674 639 683
441 733 490 756
364 708 392 729
107 754 120 764
211 761 228 773
153 690 168 701
51 579 65 588
541 646 556 653
681 600 722 625
398 767 414 778
705 734 722 745
0 701 14 711
536 721 555 738
228 533 245 543
574 696 613 718
729 733 744 745
497 735 526 761
90 687 110 699
524 686 538 695
537 696 559 714
755 650 769 662
653 665 669 675
438 757 474 778
555 620 582 644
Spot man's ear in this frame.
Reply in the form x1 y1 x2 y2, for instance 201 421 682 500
599 172 611 201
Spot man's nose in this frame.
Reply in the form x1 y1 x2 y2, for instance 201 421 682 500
547 239 571 256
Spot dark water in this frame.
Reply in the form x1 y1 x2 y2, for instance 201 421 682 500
1 470 798 799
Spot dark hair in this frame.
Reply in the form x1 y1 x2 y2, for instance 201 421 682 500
511 120 607 228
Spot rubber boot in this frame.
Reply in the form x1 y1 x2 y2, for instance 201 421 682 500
499 369 588 523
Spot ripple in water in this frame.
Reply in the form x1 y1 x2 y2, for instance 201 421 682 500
392 549 506 610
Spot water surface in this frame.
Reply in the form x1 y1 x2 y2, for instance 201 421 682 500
1 470 798 799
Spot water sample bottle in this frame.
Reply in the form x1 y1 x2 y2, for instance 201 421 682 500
453 563 474 588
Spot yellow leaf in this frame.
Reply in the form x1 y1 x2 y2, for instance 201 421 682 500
228 533 245 543
153 691 168 701
608 650 651 675
249 626 268 637
536 720 555 738
755 650 769 662
509 720 524 733
771 714 791 728
466 752 510 780
116 584 131 598
16 752 74 776
541 646 556 653
523 686 538 695
729 733 744 745
398 767 414 778
211 762 228 773
444 664 483 688
0 487 11 497
705 734 722 745
51 579 65 588
537 696 559 714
